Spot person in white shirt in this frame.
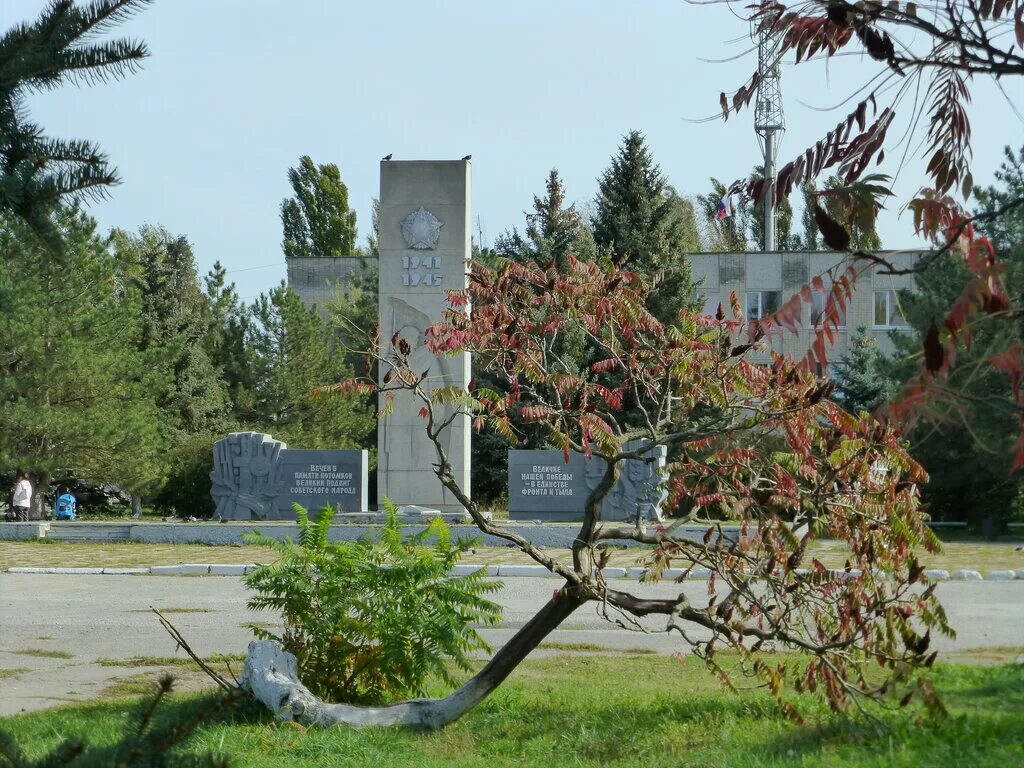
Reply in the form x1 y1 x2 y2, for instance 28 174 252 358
11 472 31 522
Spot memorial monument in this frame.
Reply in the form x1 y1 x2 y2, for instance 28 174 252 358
377 160 472 512
211 431 368 520
508 441 668 522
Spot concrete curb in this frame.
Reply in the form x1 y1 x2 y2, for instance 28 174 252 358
4 564 1022 580
952 569 984 581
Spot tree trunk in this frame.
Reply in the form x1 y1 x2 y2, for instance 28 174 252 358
32 471 51 520
131 493 142 518
240 588 585 729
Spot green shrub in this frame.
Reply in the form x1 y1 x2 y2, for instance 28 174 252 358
153 434 216 518
242 500 502 704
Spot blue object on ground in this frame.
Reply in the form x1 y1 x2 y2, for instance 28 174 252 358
55 493 77 520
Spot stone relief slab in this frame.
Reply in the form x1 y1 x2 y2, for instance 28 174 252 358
211 432 368 520
507 440 668 522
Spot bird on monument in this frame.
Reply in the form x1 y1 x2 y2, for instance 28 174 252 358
462 154 472 160
382 153 393 161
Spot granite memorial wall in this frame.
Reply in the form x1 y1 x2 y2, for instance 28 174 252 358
508 441 668 522
211 432 368 520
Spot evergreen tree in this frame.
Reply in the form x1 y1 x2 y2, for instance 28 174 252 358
831 332 895 413
0 206 164 510
113 226 232 436
472 171 598 502
0 0 152 247
593 132 698 320
281 156 358 259
832 146 1024 525
497 169 596 271
247 282 373 449
205 261 254 417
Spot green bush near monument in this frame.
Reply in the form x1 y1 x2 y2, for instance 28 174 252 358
242 501 502 704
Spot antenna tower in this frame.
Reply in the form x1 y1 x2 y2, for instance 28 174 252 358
753 4 785 252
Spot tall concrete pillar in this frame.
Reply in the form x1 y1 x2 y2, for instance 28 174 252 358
377 160 471 512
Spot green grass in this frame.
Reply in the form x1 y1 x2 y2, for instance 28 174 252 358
537 641 657 654
2 537 1021 574
1 656 1021 767
100 673 159 699
96 653 247 668
0 668 29 681
11 648 73 659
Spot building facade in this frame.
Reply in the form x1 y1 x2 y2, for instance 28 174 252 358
687 250 918 364
288 249 919 366
285 256 370 314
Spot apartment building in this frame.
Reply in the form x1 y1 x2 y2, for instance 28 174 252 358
687 250 918 364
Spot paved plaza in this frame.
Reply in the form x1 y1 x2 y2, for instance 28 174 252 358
1 573 1022 716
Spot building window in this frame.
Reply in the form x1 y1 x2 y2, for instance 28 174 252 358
745 291 781 322
811 290 846 328
873 290 909 328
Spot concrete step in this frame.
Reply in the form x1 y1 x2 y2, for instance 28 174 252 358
46 524 131 542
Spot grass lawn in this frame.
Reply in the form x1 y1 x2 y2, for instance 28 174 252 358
1 654 1021 767
1 537 1022 574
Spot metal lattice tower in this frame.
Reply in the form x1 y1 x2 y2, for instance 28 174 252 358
753 5 785 252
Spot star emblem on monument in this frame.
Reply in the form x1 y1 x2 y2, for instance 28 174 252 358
401 206 443 250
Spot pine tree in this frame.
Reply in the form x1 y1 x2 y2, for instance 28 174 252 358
247 283 373 449
113 226 232 437
0 206 164 509
205 261 254 417
496 169 595 271
0 1 153 247
281 156 358 260
593 132 698 320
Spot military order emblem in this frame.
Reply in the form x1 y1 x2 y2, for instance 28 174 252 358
401 206 443 250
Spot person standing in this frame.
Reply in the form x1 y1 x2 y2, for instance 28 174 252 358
11 472 32 522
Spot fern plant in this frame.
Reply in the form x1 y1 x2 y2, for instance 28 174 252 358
243 500 502 704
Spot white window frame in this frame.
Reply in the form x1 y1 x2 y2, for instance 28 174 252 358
745 290 781 322
873 289 909 329
811 290 846 328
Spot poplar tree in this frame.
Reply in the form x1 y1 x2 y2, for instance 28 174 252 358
281 156 358 259
247 283 373 449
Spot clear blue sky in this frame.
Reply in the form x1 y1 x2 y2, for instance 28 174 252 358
2 1 1018 301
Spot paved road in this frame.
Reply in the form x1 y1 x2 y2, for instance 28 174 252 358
1 574 1022 716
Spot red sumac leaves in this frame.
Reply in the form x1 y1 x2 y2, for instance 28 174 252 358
814 205 851 251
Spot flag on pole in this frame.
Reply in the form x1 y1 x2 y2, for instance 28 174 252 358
715 196 733 221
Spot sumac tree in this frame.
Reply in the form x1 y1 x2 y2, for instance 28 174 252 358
243 256 951 728
718 0 1024 466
